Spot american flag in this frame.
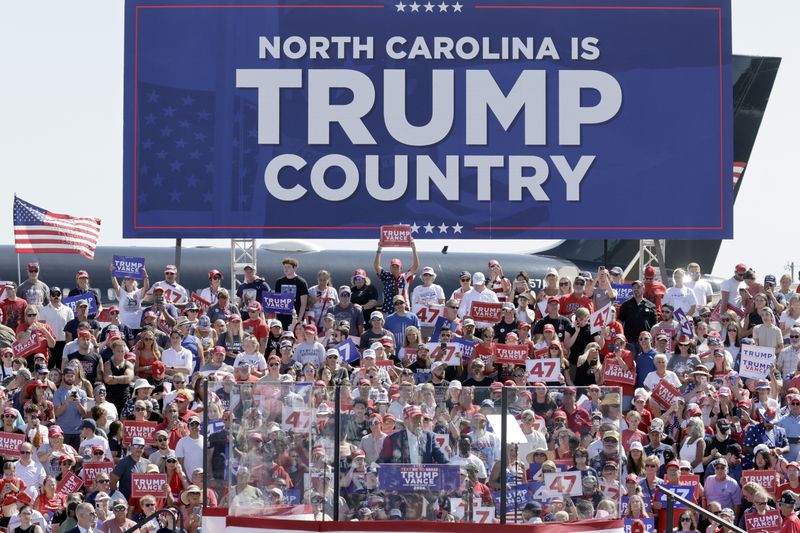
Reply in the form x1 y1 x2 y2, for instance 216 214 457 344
13 196 101 259
136 82 260 215
733 161 746 186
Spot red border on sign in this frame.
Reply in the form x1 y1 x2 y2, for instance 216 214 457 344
132 4 726 232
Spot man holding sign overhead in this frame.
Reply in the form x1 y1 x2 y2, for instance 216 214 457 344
374 237 419 315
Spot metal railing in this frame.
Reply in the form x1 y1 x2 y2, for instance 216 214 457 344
124 504 185 533
660 486 745 533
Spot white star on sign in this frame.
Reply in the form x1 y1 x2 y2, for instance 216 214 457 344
438 223 449 233
438 1 448 11
423 223 435 234
452 1 462 11
424 1 434 10
452 222 463 234
410 1 420 11
395 1 406 11
410 222 420 233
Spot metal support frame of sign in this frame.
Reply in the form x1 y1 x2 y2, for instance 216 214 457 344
230 239 257 295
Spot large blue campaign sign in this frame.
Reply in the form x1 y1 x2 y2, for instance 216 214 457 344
123 0 732 239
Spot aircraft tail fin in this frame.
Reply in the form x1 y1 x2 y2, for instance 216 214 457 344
543 54 781 274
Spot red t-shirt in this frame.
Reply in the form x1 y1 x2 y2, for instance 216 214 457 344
559 294 594 316
242 318 269 343
564 405 592 435
0 299 27 330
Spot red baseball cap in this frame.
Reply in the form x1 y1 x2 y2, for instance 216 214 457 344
403 405 422 419
76 270 89 278
151 361 166 379
644 265 656 277
735 263 747 273
390 258 402 267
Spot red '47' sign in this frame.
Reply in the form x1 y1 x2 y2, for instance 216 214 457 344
589 303 614 333
525 358 561 382
380 225 413 247
543 471 582 496
416 305 443 327
493 344 528 364
650 378 681 409
469 302 502 323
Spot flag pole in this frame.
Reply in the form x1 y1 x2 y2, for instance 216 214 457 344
16 253 21 285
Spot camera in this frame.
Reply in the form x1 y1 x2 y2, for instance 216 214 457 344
70 390 79 399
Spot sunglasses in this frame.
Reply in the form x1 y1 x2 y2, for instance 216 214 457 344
212 275 222 280
157 437 168 442
19 451 31 455
189 422 200 427
109 311 119 315
167 459 177 463
460 277 470 282
96 479 109 483
559 282 569 286
269 363 280 367
26 314 38 318
143 503 156 508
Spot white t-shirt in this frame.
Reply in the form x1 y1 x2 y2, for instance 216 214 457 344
308 285 339 325
685 279 713 313
175 434 204 475
233 351 267 372
161 347 193 373
643 370 682 391
663 286 698 314
780 310 800 331
39 303 73 342
458 288 500 328
118 289 144 329
719 276 744 308
147 281 188 305
411 284 445 315
198 286 220 307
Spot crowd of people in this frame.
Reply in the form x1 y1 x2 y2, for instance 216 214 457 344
3 243 800 532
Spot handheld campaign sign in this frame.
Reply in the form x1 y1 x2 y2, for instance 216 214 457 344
123 421 158 445
674 308 694 339
57 471 84 497
612 284 633 305
739 345 776 380
525 358 561 382
650 378 681 409
131 473 169 498
469 302 503 323
380 225 413 247
124 0 732 240
589 302 614 333
0 432 24 457
493 344 528 364
603 357 635 386
261 292 295 314
62 293 98 315
335 338 360 364
744 510 781 533
112 255 146 279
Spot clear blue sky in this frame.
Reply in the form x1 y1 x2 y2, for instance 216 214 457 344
1 1 797 279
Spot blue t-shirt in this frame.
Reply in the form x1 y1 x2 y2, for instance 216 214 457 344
384 312 421 348
636 349 657 388
54 386 88 434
